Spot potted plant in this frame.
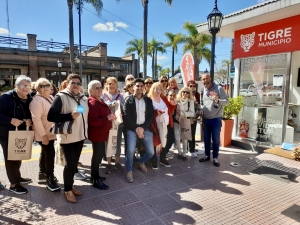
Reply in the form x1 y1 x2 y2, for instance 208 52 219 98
220 96 243 147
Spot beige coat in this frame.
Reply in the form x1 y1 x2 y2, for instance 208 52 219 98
30 94 56 142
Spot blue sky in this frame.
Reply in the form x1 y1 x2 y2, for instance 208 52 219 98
0 0 268 76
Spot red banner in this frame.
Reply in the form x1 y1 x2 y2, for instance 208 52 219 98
234 14 300 59
180 53 195 86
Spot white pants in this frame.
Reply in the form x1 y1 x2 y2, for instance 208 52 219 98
174 122 188 156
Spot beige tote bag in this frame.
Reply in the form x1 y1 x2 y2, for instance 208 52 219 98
179 118 192 141
7 126 34 160
106 121 118 157
157 115 168 148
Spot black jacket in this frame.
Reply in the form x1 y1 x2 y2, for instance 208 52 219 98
0 90 32 138
123 94 154 131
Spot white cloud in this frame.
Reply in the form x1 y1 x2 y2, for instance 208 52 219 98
157 55 168 61
0 28 9 34
93 21 128 32
257 0 268 3
16 33 27 37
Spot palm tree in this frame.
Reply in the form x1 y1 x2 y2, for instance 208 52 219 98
182 22 212 80
148 38 165 79
141 0 172 78
164 32 184 77
67 0 108 73
124 39 143 75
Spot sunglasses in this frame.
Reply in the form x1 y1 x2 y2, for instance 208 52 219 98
145 82 153 85
39 84 51 89
182 91 190 94
69 82 82 86
189 85 196 88
127 78 135 81
161 80 168 82
17 84 31 89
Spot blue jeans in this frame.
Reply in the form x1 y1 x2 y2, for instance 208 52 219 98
203 117 222 159
126 130 154 172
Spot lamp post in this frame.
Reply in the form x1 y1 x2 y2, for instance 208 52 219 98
207 0 223 82
76 0 83 78
57 59 62 86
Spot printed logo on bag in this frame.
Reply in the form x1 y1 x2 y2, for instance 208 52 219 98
112 136 117 147
181 128 189 132
15 138 27 149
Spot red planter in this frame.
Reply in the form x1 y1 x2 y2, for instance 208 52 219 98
220 119 234 147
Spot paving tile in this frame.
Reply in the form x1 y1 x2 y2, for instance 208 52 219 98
140 218 166 225
102 190 140 210
152 177 188 193
130 183 166 201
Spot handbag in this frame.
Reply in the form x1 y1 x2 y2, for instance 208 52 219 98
179 117 192 140
157 114 168 148
51 120 74 134
54 140 65 167
106 121 118 157
8 126 34 160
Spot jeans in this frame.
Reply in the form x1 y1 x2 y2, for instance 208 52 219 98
126 130 154 172
61 140 84 192
38 140 55 179
174 122 188 156
203 117 222 159
116 126 123 157
123 127 128 156
0 139 22 184
91 142 106 182
188 122 197 153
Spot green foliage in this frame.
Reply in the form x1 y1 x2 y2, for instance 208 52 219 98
223 96 243 120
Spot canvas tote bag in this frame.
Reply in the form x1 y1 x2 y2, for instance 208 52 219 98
114 100 123 125
106 121 118 157
179 117 192 140
157 114 168 148
8 126 34 160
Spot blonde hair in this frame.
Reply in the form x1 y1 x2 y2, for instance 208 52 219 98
177 87 193 101
104 77 118 92
148 82 165 99
35 78 51 94
168 77 178 90
59 80 68 91
144 78 153 83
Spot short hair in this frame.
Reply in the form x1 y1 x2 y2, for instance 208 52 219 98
88 80 101 95
177 87 193 101
168 77 178 88
15 75 31 86
187 80 196 86
104 77 118 91
148 82 165 99
59 80 68 91
134 78 144 84
124 81 134 92
66 74 82 83
125 74 135 82
35 78 51 94
144 78 153 83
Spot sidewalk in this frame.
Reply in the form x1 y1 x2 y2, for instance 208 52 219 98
0 142 300 225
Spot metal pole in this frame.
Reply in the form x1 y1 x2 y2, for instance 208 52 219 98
227 64 229 95
210 33 216 81
78 0 82 78
59 67 62 85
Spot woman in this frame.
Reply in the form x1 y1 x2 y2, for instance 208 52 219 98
174 87 195 161
148 82 176 169
59 80 68 92
101 77 124 174
122 82 134 99
187 80 201 158
0 75 33 194
144 78 153 94
48 74 89 203
50 84 58 97
88 80 113 190
159 76 169 95
30 78 60 191
167 77 179 94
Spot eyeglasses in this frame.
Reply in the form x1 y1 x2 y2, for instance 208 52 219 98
69 82 82 86
39 84 51 89
182 91 190 94
161 80 168 82
17 84 31 89
94 86 102 90
189 85 196 88
127 78 135 81
145 82 153 85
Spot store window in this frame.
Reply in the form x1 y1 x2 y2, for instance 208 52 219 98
45 70 67 88
237 53 290 146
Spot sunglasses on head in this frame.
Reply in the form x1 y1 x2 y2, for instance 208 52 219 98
70 82 82 86
39 84 51 89
182 91 190 94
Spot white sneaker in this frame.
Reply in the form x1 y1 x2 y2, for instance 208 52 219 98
170 144 177 150
195 149 205 155
191 153 197 158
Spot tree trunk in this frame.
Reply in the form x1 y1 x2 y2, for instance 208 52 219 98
193 45 198 80
171 48 174 76
68 0 75 74
152 51 155 78
143 0 148 78
155 50 158 79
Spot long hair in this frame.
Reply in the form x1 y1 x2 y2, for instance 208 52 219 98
104 77 118 92
148 82 165 99
176 87 193 101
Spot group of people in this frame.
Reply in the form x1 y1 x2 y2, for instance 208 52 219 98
0 72 228 204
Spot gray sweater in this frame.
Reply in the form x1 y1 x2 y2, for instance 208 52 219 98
202 83 228 119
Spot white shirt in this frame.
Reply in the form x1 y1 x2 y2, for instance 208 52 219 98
153 98 169 125
135 97 146 125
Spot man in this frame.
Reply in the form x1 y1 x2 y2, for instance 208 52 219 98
199 73 228 167
123 78 154 182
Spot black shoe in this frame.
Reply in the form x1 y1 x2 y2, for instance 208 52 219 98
151 163 158 170
182 156 187 161
38 173 47 184
46 179 61 192
19 177 32 184
0 182 5 190
199 156 210 162
177 154 182 160
160 159 171 167
9 183 28 194
93 179 109 190
213 159 220 167
100 176 106 181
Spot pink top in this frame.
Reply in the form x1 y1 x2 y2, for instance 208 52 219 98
29 94 56 141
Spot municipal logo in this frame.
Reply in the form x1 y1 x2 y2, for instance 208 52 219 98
240 32 255 52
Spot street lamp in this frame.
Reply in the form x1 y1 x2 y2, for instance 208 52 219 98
76 0 83 78
207 0 223 82
57 59 62 86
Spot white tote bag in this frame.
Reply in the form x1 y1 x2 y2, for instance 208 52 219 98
106 121 118 157
157 115 168 148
